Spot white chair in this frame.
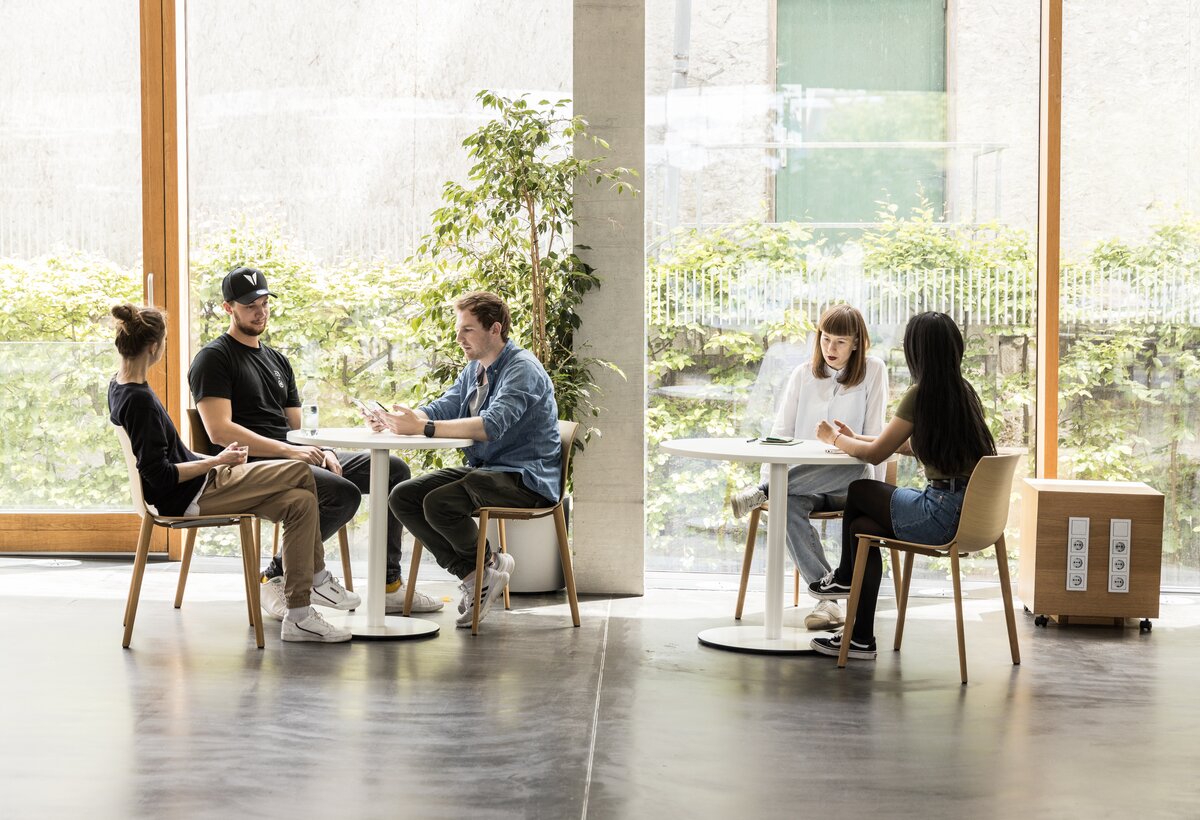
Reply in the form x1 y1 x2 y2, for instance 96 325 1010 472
114 425 264 649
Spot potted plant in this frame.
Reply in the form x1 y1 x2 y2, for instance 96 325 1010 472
410 90 637 590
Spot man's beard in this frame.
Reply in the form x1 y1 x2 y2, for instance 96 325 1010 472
234 318 265 337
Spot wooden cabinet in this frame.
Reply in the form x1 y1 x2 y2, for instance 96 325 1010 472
1019 479 1162 624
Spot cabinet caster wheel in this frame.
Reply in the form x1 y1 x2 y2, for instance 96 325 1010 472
1034 614 1049 627
1140 619 1152 633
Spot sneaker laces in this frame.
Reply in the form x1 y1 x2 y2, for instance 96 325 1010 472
817 570 837 588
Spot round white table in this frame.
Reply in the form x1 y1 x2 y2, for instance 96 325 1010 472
288 427 473 639
662 437 871 655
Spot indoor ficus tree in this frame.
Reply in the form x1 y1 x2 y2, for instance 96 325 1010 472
411 90 637 437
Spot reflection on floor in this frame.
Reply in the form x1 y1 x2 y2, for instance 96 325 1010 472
3 556 1200 819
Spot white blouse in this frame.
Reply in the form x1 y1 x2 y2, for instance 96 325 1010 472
767 355 889 481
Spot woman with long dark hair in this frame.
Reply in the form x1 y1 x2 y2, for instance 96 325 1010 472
806 312 996 659
729 303 888 630
108 303 358 643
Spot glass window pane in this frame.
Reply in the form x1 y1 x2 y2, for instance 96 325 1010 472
646 1 1038 575
1060 0 1200 587
0 1 142 511
185 1 570 553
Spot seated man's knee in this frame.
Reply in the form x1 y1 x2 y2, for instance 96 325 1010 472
422 483 471 525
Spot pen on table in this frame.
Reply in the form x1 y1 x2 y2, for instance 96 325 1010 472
745 437 758 442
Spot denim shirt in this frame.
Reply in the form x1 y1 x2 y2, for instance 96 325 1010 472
421 340 561 504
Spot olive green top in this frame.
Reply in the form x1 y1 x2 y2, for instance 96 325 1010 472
893 384 976 482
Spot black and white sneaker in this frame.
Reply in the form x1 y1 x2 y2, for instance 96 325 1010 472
456 565 510 629
810 631 876 660
808 570 852 600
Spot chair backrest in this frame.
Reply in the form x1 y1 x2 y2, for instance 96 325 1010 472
113 424 151 517
557 420 580 503
952 453 1021 553
186 408 219 455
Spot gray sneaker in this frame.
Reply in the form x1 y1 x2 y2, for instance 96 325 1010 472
804 600 845 630
384 582 445 614
260 576 288 622
460 552 515 614
456 565 510 629
730 485 767 519
281 610 352 643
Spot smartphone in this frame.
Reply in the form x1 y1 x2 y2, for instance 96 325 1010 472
351 398 380 417
761 436 794 444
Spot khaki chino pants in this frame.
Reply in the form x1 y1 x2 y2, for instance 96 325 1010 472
197 459 324 608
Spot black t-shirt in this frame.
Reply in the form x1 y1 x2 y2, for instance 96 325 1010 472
188 333 299 445
108 379 204 517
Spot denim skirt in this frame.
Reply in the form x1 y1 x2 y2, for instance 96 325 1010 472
890 484 965 545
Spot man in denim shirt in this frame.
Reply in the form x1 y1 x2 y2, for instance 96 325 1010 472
376 292 561 628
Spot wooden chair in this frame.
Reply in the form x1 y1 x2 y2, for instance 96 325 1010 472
403 420 582 635
114 425 264 649
735 460 900 619
838 453 1022 683
182 409 353 608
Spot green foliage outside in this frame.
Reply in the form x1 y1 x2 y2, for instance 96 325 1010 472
648 205 1200 578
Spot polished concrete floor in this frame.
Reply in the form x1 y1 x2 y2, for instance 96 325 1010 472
3 556 1200 819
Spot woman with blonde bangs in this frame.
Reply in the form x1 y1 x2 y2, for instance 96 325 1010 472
730 303 888 630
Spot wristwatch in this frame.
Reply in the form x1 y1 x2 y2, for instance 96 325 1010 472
423 420 436 438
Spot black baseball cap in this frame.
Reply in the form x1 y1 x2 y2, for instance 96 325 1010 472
221 267 278 305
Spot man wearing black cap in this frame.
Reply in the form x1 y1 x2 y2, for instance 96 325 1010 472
189 266 444 619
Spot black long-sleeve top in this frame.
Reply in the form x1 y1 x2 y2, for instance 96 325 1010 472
108 379 203 516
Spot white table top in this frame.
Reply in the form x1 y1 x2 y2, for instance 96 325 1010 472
662 436 869 466
287 427 474 450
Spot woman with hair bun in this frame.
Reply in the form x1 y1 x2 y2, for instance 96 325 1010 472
808 311 996 660
729 303 888 631
107 303 358 643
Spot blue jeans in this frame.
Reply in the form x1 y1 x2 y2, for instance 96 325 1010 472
761 463 869 585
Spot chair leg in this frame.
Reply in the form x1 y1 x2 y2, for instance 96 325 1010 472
794 567 800 608
889 547 904 600
894 551 916 651
950 548 967 684
471 512 490 635
498 519 510 610
553 504 580 627
239 520 256 627
994 534 1021 666
174 527 198 609
338 526 353 593
838 538 872 668
241 518 264 649
735 507 761 620
404 540 423 616
272 521 281 557
122 515 156 647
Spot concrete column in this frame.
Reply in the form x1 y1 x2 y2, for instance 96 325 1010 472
572 0 645 594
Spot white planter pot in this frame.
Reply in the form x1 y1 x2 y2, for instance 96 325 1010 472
484 495 570 593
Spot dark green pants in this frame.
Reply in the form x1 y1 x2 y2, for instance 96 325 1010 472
388 467 552 579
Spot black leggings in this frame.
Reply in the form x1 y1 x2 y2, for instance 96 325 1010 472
835 479 898 643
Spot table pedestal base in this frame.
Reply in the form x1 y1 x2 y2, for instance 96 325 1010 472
698 625 835 655
336 614 440 640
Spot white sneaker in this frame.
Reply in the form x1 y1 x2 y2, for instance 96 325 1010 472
459 552 515 614
804 599 845 630
384 582 445 614
730 485 767 519
260 576 288 622
311 574 361 611
281 610 352 643
455 565 510 629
